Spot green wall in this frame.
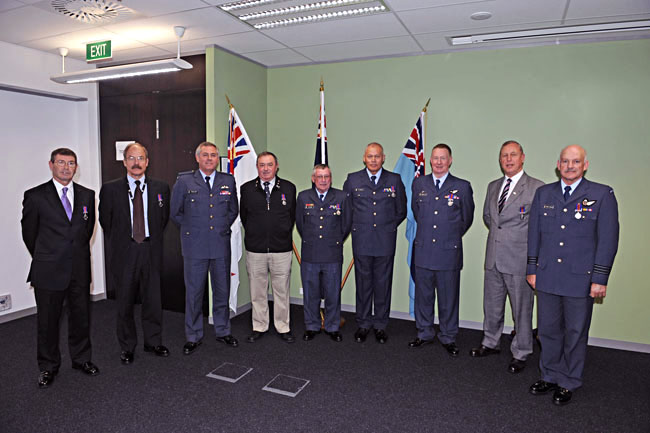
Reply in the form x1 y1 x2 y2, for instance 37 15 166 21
208 40 650 345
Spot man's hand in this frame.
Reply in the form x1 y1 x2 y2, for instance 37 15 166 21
590 283 607 298
526 274 536 289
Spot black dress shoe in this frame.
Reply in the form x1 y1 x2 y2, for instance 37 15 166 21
374 329 388 344
38 371 55 388
442 342 460 357
408 338 434 348
215 335 239 347
553 387 573 406
469 345 500 357
303 330 320 341
529 380 558 395
325 331 343 342
508 358 526 374
120 351 134 365
183 341 202 355
72 361 100 376
279 332 296 343
246 331 266 343
354 328 370 343
144 345 170 357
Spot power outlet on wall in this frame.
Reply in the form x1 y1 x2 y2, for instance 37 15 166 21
0 294 11 312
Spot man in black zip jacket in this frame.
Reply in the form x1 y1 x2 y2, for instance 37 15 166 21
240 152 297 343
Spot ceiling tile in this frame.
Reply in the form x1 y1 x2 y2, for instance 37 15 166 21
0 1 24 12
242 48 312 66
385 0 494 13
0 6 97 43
157 31 285 55
565 0 650 20
260 12 409 47
119 0 211 17
397 0 567 34
295 36 422 62
105 45 175 63
104 7 251 44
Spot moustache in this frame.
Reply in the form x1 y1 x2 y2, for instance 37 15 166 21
131 165 142 169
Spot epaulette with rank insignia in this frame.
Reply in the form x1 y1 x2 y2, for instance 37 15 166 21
176 170 194 179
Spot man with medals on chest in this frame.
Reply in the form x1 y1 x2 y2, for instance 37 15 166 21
343 142 407 344
296 164 352 342
408 143 474 357
527 145 619 405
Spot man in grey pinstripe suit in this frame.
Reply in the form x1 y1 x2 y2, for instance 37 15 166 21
470 140 543 373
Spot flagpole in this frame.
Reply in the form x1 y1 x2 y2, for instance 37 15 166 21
423 98 430 167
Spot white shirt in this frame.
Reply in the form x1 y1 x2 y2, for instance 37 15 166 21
52 178 73 208
262 177 276 190
127 175 149 238
498 169 525 202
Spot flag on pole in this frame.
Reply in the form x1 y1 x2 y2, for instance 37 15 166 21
226 105 257 313
393 103 428 316
314 79 327 166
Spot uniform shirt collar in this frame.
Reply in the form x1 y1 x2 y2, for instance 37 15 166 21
315 187 329 200
561 177 583 196
433 172 449 187
366 168 382 183
261 177 276 190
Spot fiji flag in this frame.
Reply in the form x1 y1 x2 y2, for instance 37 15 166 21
393 107 426 316
314 80 327 165
226 106 257 313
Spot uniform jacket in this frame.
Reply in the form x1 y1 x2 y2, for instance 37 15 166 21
99 177 170 285
296 187 352 264
483 172 544 275
343 169 407 257
170 170 238 259
412 173 474 271
21 180 96 290
527 178 619 296
240 176 296 253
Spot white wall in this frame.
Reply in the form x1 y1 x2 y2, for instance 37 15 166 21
0 41 104 319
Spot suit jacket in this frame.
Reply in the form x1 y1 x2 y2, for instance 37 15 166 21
21 180 96 290
343 169 407 257
483 172 544 275
240 176 296 253
527 178 619 297
296 187 351 264
412 173 474 271
99 177 170 284
170 170 238 259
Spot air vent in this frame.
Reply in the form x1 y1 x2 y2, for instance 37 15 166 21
51 0 133 24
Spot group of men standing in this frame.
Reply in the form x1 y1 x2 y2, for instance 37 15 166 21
21 139 618 407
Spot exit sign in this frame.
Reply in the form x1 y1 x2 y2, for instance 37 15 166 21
86 40 112 62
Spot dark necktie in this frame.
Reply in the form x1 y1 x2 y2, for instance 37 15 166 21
264 181 271 209
319 194 324 202
435 179 440 192
370 175 376 185
132 180 145 243
205 175 211 191
498 178 512 213
61 186 72 221
564 185 571 201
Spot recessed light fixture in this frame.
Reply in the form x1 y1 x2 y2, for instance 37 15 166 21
470 11 492 21
254 5 386 29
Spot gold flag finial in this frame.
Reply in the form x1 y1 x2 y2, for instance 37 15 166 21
320 77 324 91
225 94 233 109
423 98 431 112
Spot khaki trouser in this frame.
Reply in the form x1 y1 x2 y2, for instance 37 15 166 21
245 250 292 333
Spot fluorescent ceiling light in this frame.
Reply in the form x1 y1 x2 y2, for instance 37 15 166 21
450 20 650 45
254 5 385 29
50 58 193 84
238 0 373 21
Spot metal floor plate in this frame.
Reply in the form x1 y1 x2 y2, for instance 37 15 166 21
262 374 310 397
206 362 253 383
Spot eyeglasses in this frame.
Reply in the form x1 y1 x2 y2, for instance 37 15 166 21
314 175 331 180
127 156 146 162
54 160 76 167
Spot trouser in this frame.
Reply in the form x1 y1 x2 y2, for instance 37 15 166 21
246 250 292 333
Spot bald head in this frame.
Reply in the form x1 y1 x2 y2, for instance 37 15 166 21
557 145 589 185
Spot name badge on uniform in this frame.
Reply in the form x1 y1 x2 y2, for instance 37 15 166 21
281 193 287 206
418 190 428 197
157 194 164 207
543 204 554 209
188 190 198 194
82 206 88 220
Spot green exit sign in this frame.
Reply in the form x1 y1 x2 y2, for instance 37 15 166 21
86 40 112 62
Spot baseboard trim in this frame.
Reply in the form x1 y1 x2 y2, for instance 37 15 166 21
0 306 36 324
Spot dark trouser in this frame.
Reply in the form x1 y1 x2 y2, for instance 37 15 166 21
301 261 342 332
116 240 162 352
183 256 231 342
34 280 91 373
353 255 395 330
537 290 594 391
414 266 460 344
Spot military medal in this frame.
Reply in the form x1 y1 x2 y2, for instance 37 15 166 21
281 193 287 206
575 203 582 219
519 206 526 220
82 206 88 220
157 193 164 207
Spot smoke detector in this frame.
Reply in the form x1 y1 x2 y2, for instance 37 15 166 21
51 0 133 24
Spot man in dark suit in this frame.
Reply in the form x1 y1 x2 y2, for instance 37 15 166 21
343 142 407 344
240 152 297 343
99 142 170 364
408 143 474 357
21 148 99 388
296 164 351 342
527 145 619 405
469 141 544 373
170 142 239 355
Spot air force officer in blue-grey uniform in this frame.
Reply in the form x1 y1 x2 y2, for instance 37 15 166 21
408 143 474 357
297 164 352 342
170 142 239 356
527 145 619 406
343 142 407 344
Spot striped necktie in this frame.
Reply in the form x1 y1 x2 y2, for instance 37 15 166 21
498 178 511 213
